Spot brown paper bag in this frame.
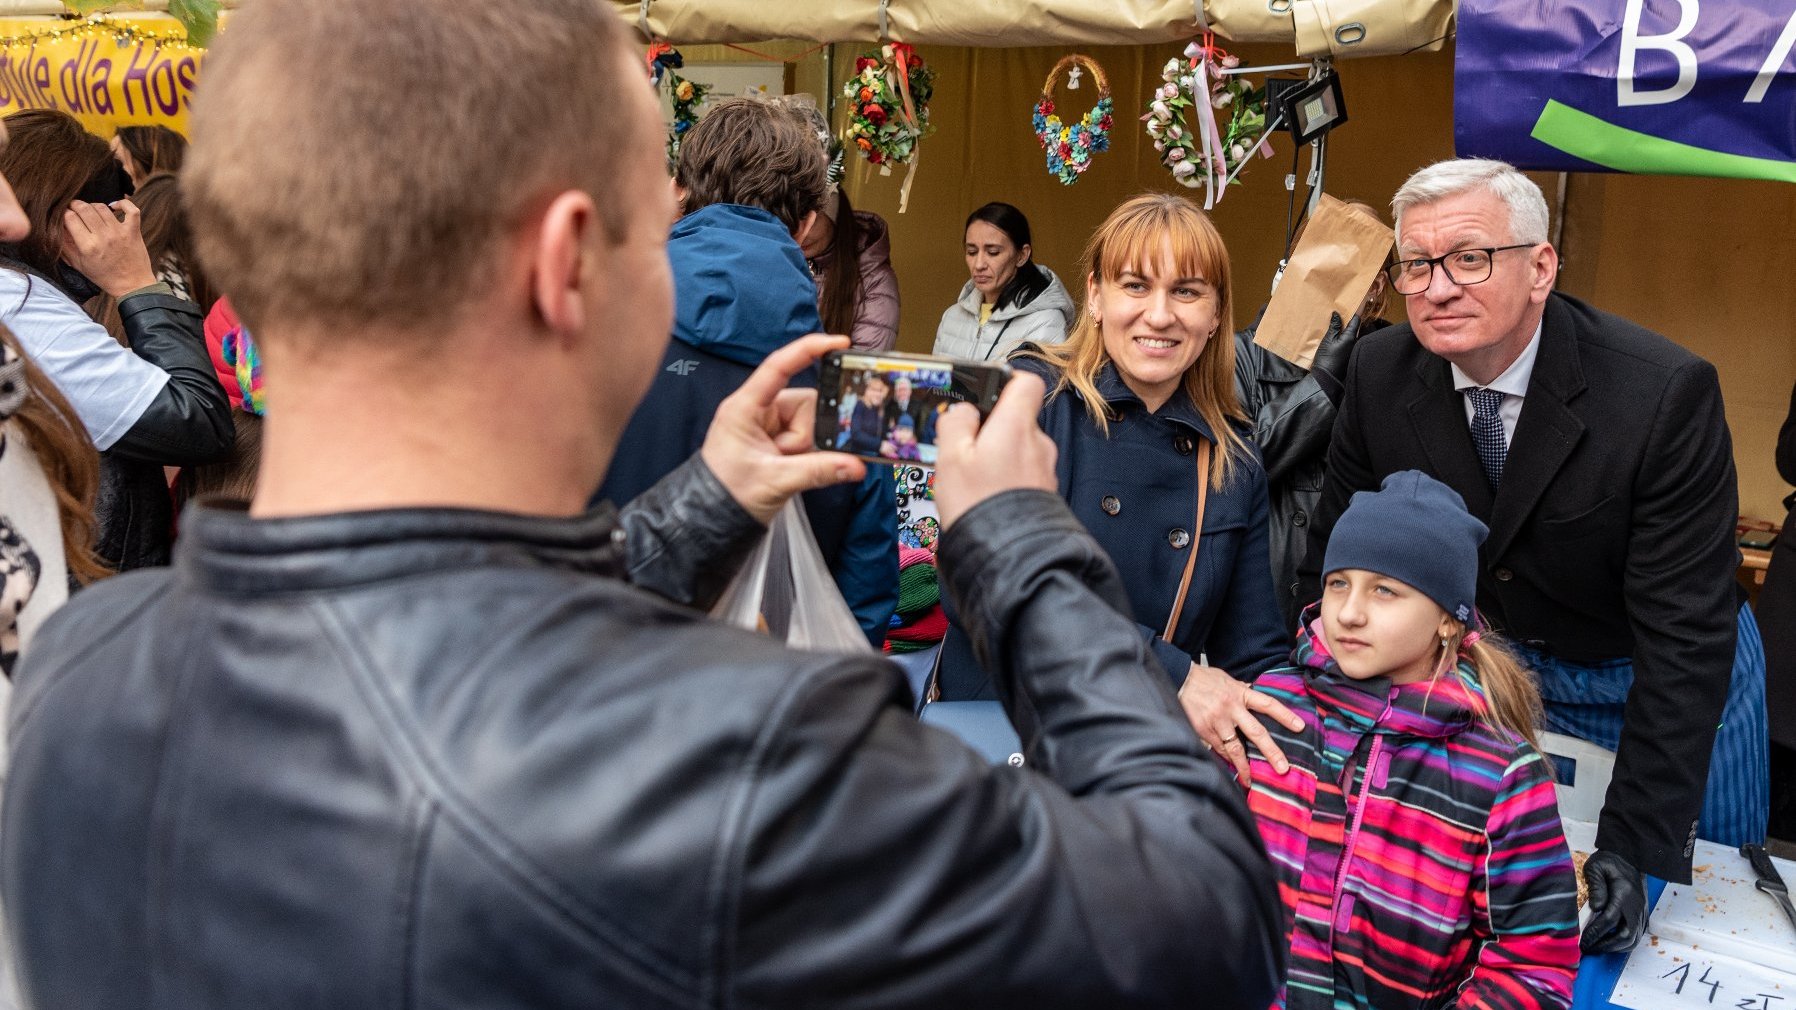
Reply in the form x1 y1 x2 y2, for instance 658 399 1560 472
1253 194 1394 370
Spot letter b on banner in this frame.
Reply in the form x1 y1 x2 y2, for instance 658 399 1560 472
1619 0 1698 107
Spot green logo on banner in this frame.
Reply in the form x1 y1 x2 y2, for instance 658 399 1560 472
1531 99 1796 184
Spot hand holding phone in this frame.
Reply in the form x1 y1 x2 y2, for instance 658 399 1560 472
702 335 867 524
933 371 1058 530
813 349 1011 466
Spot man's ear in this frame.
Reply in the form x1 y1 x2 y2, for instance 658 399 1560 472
793 210 820 248
1529 243 1560 305
532 190 600 339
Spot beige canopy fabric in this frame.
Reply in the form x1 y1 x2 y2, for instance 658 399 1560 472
615 0 1453 59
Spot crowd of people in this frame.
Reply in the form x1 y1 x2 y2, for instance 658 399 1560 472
0 0 1788 1007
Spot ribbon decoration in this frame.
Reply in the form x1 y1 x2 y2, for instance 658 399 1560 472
890 42 923 213
1184 38 1230 209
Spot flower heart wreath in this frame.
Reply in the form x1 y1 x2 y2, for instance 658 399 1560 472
1033 54 1113 186
842 43 935 212
647 43 710 168
1142 37 1272 208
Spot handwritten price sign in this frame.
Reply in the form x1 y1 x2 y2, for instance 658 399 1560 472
1613 939 1794 1010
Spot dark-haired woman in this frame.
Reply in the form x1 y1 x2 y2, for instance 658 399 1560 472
109 124 186 188
804 187 899 351
0 110 231 570
933 202 1073 361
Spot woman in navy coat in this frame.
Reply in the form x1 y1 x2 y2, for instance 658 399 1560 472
937 194 1289 771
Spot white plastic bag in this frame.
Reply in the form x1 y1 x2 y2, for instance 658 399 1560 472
710 499 874 655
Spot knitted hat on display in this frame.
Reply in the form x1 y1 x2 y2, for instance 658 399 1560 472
1322 470 1488 624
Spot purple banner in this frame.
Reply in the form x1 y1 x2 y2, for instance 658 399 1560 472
1455 1 1796 183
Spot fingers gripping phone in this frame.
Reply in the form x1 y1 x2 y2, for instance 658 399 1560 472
815 350 1011 466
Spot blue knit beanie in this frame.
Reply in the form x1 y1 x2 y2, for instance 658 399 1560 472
1322 470 1488 624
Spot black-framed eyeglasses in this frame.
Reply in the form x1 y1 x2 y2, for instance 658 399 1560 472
1387 244 1536 295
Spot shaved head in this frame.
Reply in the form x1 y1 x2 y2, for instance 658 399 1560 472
185 0 639 338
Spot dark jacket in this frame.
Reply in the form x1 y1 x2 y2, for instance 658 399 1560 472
96 291 236 571
1305 292 1740 883
939 354 1287 699
1233 316 1387 630
1758 380 1796 749
596 204 897 647
3 459 1285 1009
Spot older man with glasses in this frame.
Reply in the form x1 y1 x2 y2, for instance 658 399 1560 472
1301 158 1767 957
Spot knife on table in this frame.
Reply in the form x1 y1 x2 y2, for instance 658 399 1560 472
1741 843 1796 936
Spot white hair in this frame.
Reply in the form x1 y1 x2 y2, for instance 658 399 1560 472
1391 159 1550 246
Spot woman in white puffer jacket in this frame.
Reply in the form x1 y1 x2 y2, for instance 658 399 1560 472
933 202 1073 362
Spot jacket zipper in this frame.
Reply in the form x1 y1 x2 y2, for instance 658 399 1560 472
1329 734 1385 942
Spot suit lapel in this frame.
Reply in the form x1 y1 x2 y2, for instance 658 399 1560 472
1486 298 1588 560
1405 354 1496 521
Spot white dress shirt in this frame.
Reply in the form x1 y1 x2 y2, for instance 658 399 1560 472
1449 321 1542 448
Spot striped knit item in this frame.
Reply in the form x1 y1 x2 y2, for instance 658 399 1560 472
1246 626 1579 1010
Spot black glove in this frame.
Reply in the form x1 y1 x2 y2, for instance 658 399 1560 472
1307 312 1362 406
1581 849 1649 953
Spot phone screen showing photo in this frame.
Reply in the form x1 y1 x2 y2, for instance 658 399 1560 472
816 351 1010 466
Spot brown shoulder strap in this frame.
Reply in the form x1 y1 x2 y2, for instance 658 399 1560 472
1163 440 1212 641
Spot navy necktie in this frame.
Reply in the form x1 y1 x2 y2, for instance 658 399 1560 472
1465 387 1507 490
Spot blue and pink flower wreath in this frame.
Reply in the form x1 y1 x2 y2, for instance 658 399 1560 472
1033 54 1113 186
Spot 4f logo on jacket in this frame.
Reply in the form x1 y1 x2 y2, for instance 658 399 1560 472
667 360 699 376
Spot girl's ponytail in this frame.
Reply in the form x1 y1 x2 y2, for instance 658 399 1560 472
1456 630 1546 752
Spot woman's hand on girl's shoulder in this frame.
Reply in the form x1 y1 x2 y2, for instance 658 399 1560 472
1177 662 1303 785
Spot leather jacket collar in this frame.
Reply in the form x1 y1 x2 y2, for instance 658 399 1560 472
177 500 629 597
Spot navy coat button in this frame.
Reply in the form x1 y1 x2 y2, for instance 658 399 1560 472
1173 434 1194 455
1169 528 1191 549
1494 567 1514 582
1292 509 1308 527
1100 495 1121 516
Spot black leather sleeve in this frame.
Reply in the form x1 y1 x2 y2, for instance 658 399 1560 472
1236 321 1353 487
105 292 235 466
730 490 1284 1009
1299 341 1379 607
618 454 765 610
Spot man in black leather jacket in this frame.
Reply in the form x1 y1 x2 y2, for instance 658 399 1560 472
0 2 1284 1007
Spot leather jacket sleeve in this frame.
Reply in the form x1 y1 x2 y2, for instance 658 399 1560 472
618 454 765 610
1236 318 1356 487
105 292 235 466
730 490 1285 1008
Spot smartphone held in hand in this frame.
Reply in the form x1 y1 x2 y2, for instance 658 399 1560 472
814 350 1010 466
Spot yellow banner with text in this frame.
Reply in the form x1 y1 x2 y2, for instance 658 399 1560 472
0 16 208 137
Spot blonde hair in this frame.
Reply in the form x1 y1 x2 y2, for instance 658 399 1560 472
1436 624 1545 752
1017 192 1249 490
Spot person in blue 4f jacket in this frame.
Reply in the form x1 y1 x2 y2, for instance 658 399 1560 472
596 99 896 647
936 194 1289 753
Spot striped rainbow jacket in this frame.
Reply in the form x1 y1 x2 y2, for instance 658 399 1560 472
1245 628 1579 1010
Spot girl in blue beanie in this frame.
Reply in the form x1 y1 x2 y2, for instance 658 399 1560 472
1242 470 1580 1010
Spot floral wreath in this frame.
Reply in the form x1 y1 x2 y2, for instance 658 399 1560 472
647 43 711 167
1033 55 1113 186
842 43 935 211
1142 37 1270 205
